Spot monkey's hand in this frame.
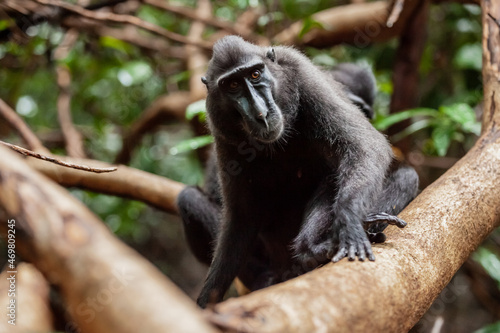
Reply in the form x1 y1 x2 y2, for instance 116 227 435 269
363 212 407 244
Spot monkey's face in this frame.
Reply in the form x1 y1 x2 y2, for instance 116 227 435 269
206 61 284 144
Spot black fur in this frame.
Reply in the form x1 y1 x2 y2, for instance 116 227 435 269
329 63 377 119
177 36 419 308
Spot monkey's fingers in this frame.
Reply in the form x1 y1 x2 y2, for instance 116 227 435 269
364 212 407 228
332 247 348 263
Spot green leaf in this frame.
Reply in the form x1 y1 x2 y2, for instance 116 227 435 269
298 17 325 39
392 119 432 143
169 135 214 155
186 99 207 121
373 108 438 131
440 103 481 135
454 43 482 71
474 321 500 333
473 247 500 289
431 125 454 156
100 36 132 54
0 20 11 31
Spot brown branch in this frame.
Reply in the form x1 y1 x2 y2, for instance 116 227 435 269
273 0 421 48
185 0 211 163
26 153 184 214
114 91 192 165
0 264 53 332
0 98 50 154
33 0 213 49
186 0 210 102
482 0 500 132
0 146 218 333
60 16 187 59
55 29 87 158
0 141 117 173
388 0 429 153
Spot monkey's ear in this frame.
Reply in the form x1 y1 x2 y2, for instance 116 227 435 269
266 48 276 62
201 77 208 86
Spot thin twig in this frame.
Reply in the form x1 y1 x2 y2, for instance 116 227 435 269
386 0 405 28
0 98 50 154
34 0 212 49
488 13 500 29
0 141 117 173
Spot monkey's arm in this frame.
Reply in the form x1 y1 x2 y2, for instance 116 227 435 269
290 58 393 262
196 174 259 308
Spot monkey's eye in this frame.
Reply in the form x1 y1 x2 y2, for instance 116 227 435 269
251 70 261 80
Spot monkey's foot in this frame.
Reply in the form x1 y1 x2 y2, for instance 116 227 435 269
363 212 407 244
364 212 407 228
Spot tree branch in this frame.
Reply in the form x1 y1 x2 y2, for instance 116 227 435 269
0 146 217 333
54 29 87 158
0 141 117 173
481 0 500 132
33 0 213 49
114 91 192 165
273 0 420 48
0 98 50 154
388 0 429 153
142 0 247 38
25 153 184 214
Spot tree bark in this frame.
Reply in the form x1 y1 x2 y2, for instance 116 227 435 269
0 146 217 333
273 0 419 48
25 156 185 215
481 0 500 133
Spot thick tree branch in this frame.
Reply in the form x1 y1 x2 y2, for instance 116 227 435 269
25 154 184 214
0 146 217 333
0 263 53 333
273 1 414 47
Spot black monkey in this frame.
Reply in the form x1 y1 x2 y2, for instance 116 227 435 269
329 63 377 119
177 36 419 308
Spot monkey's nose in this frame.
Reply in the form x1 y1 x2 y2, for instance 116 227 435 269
256 112 269 130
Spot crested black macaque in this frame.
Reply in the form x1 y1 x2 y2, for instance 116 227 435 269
177 36 419 308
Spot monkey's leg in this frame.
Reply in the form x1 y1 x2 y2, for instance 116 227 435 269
177 186 220 265
364 165 419 243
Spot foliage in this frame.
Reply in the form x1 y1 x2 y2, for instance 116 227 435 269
373 103 480 156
